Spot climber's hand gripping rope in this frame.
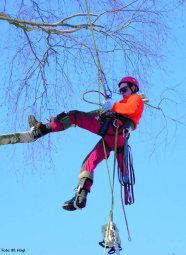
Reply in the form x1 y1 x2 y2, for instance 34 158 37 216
100 101 113 114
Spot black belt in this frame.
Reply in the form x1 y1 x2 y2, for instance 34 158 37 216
98 113 135 137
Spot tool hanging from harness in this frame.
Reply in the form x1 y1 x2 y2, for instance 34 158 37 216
99 221 122 254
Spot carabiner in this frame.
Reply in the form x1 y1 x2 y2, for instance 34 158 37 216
113 119 119 129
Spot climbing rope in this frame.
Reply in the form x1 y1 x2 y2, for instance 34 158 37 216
84 1 117 253
84 2 131 254
102 121 119 255
84 0 111 104
121 184 132 242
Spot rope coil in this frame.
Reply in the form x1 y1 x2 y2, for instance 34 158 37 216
82 90 105 105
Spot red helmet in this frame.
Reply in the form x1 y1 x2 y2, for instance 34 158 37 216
118 76 139 92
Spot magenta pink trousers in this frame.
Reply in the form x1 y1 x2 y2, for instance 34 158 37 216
50 111 126 191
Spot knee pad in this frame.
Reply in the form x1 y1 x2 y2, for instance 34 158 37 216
56 112 72 130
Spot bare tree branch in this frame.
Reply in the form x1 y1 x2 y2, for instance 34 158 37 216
0 0 184 127
0 11 103 32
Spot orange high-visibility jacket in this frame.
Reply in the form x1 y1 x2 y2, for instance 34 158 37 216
112 94 144 129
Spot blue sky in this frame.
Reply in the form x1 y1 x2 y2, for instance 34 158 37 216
0 3 186 255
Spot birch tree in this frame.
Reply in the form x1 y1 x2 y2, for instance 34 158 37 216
0 0 184 121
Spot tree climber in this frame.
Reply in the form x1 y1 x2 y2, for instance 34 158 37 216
28 77 144 211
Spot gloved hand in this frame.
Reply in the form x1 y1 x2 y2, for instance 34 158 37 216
100 101 113 114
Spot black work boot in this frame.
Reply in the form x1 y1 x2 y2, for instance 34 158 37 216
28 115 51 139
62 188 88 211
62 172 93 211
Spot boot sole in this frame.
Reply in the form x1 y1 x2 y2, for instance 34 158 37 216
62 203 77 211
